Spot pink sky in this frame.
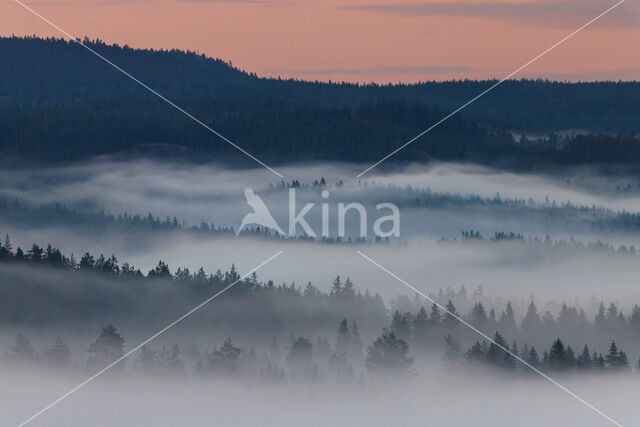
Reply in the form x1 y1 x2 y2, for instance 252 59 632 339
2 0 639 83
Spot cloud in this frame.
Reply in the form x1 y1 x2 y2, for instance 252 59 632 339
278 65 476 76
178 0 264 2
177 0 288 4
339 0 639 29
521 66 640 82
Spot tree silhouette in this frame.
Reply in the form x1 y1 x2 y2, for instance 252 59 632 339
44 336 71 367
87 324 126 371
366 332 413 376
548 338 569 371
287 336 315 379
335 318 351 356
210 338 241 375
6 333 36 362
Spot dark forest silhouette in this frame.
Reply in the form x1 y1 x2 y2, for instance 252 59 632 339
1 36 639 169
2 234 640 382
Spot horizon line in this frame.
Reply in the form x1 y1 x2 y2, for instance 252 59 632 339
2 34 639 86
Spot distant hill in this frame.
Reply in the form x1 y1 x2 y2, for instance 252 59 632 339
0 36 639 168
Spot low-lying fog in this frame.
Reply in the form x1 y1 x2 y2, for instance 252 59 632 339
2 160 640 237
2 159 640 427
1 235 638 306
3 367 632 426
2 159 640 302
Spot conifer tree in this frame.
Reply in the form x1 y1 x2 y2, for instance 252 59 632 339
335 318 351 355
6 333 36 362
210 337 241 375
413 306 429 343
487 332 514 369
577 345 591 369
330 275 342 298
87 323 126 371
443 300 459 328
443 334 461 362
287 336 314 379
521 343 530 360
549 338 568 370
527 346 540 367
428 304 441 327
469 302 487 327
366 332 413 376
465 341 485 363
566 345 576 368
605 340 629 370
350 321 363 361
44 336 71 367
164 344 185 374
605 340 619 368
342 278 355 299
521 301 542 333
391 311 411 340
1 234 13 258
136 345 158 373
498 302 517 337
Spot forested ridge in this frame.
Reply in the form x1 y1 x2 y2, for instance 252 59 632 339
1 234 640 381
8 176 640 237
1 36 639 168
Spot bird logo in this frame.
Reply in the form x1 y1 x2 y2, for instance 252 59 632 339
236 187 285 236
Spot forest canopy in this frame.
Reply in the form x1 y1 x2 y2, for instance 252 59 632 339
1 36 639 169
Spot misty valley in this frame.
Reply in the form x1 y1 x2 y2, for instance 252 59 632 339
2 34 640 426
1 161 640 425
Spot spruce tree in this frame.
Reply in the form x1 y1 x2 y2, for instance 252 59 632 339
566 345 576 368
605 340 619 368
577 345 591 370
287 336 314 379
87 323 126 371
498 302 517 337
164 344 185 374
443 300 459 328
522 301 542 333
342 278 355 299
428 304 441 327
487 332 514 369
549 338 568 370
391 311 411 340
45 336 71 367
210 337 241 375
366 332 413 376
136 345 158 373
469 302 487 327
350 321 363 361
413 306 429 345
335 318 351 355
465 341 486 363
443 334 461 362
330 275 342 298
527 346 540 367
6 333 36 362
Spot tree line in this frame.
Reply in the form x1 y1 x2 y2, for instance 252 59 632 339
2 234 640 379
2 234 639 348
3 318 637 384
1 36 639 169
449 333 632 373
0 199 376 244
